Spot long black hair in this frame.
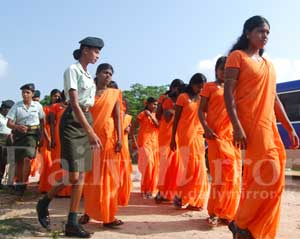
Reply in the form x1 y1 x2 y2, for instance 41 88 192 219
108 80 119 89
73 45 96 60
164 79 185 94
215 56 227 81
229 16 270 56
50 89 61 97
184 73 207 95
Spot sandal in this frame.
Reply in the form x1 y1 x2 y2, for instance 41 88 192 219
78 214 90 225
186 205 202 211
206 216 220 227
154 192 169 204
173 196 182 209
103 219 124 228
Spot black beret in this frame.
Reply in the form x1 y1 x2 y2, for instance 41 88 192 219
79 37 104 49
33 90 41 98
20 83 35 92
1 100 15 109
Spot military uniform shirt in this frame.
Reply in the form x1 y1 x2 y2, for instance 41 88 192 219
6 101 44 126
0 113 11 135
64 62 96 107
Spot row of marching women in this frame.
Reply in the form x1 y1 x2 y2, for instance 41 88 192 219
128 16 300 239
0 15 299 239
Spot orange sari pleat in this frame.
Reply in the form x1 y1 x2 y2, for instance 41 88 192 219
84 89 122 223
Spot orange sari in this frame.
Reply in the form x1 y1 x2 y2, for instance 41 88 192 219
201 82 241 220
137 111 159 196
226 50 286 239
175 93 208 208
84 88 122 223
48 103 71 197
38 105 52 193
157 97 179 200
118 113 133 206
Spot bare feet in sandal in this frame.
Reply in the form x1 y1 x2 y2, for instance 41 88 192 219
103 219 124 228
206 216 220 227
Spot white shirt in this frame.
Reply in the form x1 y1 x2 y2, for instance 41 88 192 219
64 62 96 107
0 113 11 135
6 100 44 126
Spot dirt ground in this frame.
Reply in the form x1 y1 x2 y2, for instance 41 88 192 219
1 169 300 239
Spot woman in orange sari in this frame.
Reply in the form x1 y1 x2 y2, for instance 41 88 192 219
118 100 133 206
39 89 61 193
156 79 185 202
199 56 241 226
131 97 159 199
81 63 124 228
108 81 133 206
224 16 299 239
170 73 208 210
48 91 71 197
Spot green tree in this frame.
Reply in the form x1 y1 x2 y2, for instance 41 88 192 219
123 83 168 119
40 95 51 106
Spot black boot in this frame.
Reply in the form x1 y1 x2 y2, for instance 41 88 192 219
65 224 91 238
15 184 26 196
36 196 51 229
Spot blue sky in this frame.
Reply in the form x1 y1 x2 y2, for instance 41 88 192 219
0 0 300 101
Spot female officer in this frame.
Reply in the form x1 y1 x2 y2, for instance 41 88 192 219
36 37 104 238
0 100 14 189
7 83 44 196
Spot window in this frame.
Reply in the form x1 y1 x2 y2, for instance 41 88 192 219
278 91 300 122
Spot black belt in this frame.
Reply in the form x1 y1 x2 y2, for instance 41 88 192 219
26 125 40 130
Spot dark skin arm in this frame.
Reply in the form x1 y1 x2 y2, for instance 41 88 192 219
170 105 183 151
113 101 122 152
38 118 45 147
224 68 247 149
163 109 175 123
274 95 299 149
198 96 219 139
7 119 28 133
156 103 163 121
130 118 139 150
145 110 159 128
69 89 102 149
48 112 56 148
42 117 51 149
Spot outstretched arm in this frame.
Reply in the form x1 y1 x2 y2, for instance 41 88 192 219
274 95 299 149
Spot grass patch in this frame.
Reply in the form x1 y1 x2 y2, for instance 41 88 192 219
0 218 37 236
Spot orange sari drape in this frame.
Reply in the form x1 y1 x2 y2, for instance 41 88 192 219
38 105 52 192
201 82 241 220
175 93 208 208
48 103 71 197
137 110 159 196
84 88 122 223
226 50 286 239
118 113 133 206
157 97 179 200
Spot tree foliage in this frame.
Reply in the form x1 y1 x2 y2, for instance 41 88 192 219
123 83 168 118
40 95 51 106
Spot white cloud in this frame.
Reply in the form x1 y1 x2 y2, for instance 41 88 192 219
271 57 300 83
0 55 8 79
197 54 300 83
197 54 221 82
